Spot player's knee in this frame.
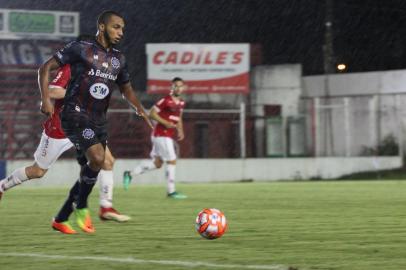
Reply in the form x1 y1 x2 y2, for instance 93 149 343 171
90 154 105 169
167 160 176 165
102 155 115 170
155 158 163 168
27 165 47 179
37 169 47 178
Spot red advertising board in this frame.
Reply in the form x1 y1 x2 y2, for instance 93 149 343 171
146 43 250 94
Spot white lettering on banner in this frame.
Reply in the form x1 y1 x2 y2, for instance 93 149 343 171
89 83 110 99
38 46 53 63
0 42 62 65
146 44 249 85
153 51 243 65
0 44 17 64
19 44 36 64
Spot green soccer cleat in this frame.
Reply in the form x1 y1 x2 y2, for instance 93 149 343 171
74 208 95 233
167 191 188 199
123 171 132 191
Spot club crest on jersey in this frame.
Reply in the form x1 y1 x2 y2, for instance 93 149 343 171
89 83 110 99
111 57 120 69
82 128 95 140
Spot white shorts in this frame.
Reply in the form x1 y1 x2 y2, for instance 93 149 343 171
34 132 74 169
150 136 177 161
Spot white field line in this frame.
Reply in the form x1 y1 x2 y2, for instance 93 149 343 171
0 252 298 270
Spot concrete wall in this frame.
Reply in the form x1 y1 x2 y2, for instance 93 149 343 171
6 156 401 187
301 69 406 156
251 64 302 157
302 69 406 97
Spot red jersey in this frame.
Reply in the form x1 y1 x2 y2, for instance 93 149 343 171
153 95 185 138
43 65 71 139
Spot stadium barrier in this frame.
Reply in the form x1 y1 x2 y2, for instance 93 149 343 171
5 156 402 187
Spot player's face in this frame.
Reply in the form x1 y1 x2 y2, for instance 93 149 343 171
104 15 125 45
172 80 186 97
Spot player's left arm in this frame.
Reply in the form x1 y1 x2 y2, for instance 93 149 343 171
38 57 61 115
176 112 185 141
119 82 153 129
48 86 66 99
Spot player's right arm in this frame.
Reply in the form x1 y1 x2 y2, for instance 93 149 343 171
149 107 176 129
38 57 61 115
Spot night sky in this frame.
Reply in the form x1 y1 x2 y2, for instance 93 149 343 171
1 0 405 87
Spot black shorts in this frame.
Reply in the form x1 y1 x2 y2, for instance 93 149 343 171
61 111 107 154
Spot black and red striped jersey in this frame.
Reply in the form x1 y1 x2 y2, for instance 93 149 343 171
54 37 130 125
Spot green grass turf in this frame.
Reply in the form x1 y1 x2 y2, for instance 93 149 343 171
1 181 406 270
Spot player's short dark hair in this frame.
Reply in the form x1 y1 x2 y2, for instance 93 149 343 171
97 10 124 26
172 77 183 83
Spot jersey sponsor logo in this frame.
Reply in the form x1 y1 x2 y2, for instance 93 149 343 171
169 115 180 121
88 68 117 80
82 128 95 140
89 83 110 99
157 98 165 105
111 57 120 69
52 71 63 83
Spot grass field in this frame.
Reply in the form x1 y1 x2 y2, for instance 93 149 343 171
1 180 406 270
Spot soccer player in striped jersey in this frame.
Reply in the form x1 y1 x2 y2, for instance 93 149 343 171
38 11 152 234
123 77 187 199
0 63 130 226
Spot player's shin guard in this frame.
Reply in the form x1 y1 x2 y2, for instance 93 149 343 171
1 167 29 191
76 164 99 209
166 164 176 194
98 170 113 208
55 180 80 222
132 160 157 175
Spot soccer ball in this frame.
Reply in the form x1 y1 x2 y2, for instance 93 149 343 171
195 208 227 239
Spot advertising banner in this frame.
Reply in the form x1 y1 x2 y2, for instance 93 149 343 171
146 43 250 94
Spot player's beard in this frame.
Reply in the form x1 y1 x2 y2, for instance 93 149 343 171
104 31 115 46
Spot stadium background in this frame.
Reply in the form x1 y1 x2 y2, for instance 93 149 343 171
2 2 406 270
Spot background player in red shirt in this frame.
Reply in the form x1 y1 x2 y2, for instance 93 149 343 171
123 77 187 199
0 64 130 223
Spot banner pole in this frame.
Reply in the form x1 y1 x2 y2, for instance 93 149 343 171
240 102 246 158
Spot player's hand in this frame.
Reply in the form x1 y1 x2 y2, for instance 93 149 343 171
134 107 154 130
40 98 54 116
177 131 185 141
164 121 176 129
142 113 154 130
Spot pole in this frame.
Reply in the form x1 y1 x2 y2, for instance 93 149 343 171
343 98 351 157
240 102 246 158
314 97 320 157
323 0 335 156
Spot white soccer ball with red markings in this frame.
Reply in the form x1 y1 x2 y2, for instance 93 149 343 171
195 208 227 239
